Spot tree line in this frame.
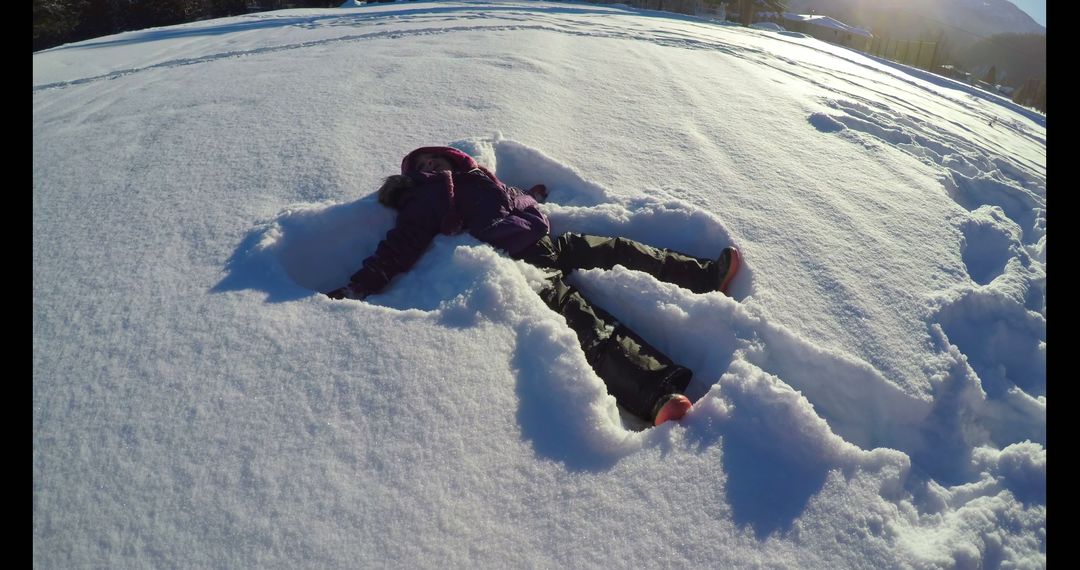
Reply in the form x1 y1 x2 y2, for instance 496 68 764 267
33 0 342 51
955 33 1046 90
950 32 1045 112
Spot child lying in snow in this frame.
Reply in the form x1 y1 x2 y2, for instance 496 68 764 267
326 146 740 426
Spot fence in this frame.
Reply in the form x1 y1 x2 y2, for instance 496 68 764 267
868 37 939 70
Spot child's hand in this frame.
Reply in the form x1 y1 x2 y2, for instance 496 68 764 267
527 184 549 203
325 284 366 300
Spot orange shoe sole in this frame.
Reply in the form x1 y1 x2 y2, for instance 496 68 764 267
718 247 741 296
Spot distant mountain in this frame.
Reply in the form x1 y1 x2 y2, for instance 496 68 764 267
785 0 1045 47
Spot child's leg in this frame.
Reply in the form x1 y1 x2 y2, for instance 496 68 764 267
552 233 719 294
537 275 692 421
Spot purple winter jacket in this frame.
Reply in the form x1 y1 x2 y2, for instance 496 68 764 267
347 148 550 297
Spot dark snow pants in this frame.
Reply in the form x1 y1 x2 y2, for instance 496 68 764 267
514 232 721 421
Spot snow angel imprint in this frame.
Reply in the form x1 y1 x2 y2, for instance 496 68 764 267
326 147 741 426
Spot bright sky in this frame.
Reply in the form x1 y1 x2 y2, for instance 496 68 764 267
1011 0 1046 26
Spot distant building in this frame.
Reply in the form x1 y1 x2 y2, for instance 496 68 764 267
777 13 873 51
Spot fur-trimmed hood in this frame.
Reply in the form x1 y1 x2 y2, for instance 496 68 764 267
399 146 506 188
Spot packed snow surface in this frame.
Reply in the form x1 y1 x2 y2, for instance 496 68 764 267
34 1 1045 567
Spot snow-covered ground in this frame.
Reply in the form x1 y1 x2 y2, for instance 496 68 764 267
33 1 1045 567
